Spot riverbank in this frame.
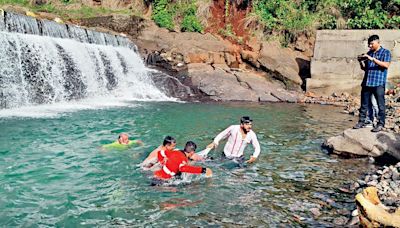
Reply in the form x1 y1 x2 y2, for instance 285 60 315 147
303 84 400 133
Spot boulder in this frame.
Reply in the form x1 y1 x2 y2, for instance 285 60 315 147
257 41 308 90
78 15 146 39
234 72 298 102
149 71 194 100
323 128 400 160
188 64 258 101
187 64 300 102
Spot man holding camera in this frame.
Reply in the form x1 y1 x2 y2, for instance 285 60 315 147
353 35 391 132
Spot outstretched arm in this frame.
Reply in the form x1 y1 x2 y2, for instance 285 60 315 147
141 145 162 167
207 125 233 149
179 165 212 177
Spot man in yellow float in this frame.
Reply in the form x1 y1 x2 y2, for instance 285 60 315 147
102 133 143 150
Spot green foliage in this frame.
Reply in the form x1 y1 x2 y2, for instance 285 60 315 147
252 0 399 44
151 0 203 32
33 3 56 13
253 0 316 44
181 14 203 32
0 0 29 6
219 23 234 37
152 0 174 30
341 0 400 29
180 2 203 32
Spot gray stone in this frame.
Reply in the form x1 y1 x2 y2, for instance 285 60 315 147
392 170 400 181
188 64 258 101
383 173 392 180
333 216 348 226
350 182 360 191
358 180 366 186
258 41 305 88
323 128 400 160
309 208 322 217
365 175 371 182
186 64 300 102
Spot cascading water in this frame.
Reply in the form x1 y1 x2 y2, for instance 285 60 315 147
0 11 177 115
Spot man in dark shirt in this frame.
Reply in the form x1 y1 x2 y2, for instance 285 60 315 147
353 35 391 132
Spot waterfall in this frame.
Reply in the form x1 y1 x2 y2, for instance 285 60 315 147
0 11 178 113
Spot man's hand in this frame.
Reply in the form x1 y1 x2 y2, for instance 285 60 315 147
205 168 213 177
135 140 144 146
245 156 257 164
363 54 374 61
207 142 216 149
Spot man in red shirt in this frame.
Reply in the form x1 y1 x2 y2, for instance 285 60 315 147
153 139 212 181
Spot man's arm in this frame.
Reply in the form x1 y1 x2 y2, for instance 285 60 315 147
141 145 163 166
246 132 261 164
179 165 213 177
207 125 233 149
363 51 391 69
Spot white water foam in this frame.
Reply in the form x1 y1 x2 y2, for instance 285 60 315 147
0 31 177 118
0 96 175 118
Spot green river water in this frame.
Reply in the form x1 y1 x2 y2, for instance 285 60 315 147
0 102 373 227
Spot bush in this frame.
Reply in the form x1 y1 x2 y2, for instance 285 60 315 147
152 0 174 30
252 0 399 45
342 0 400 29
181 14 203 32
180 2 203 32
151 0 204 32
253 0 316 44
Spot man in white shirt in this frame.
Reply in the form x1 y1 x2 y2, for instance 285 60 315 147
207 116 261 164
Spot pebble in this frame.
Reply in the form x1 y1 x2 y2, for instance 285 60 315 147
392 170 399 180
309 208 322 217
333 217 348 226
351 163 400 210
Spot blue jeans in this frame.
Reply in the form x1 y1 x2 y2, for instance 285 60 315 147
359 85 385 126
366 94 378 122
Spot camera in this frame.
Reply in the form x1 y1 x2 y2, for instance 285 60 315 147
357 54 368 61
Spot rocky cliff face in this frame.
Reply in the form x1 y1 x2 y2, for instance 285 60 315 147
79 15 309 102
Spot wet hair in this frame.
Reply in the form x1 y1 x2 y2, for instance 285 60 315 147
368 35 379 44
240 116 253 124
118 133 127 140
163 136 176 146
184 141 197 153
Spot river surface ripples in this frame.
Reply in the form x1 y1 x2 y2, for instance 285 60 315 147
0 102 374 226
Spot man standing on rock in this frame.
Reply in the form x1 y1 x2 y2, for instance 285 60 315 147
207 116 261 164
353 35 391 132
